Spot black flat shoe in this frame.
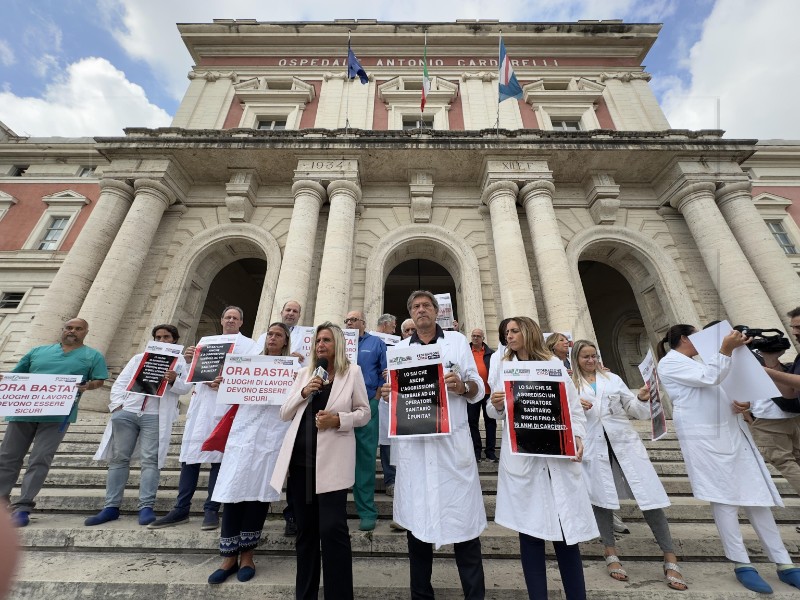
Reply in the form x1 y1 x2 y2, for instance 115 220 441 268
208 563 239 584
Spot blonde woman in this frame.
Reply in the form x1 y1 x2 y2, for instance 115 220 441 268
545 332 571 371
571 339 685 591
487 316 596 600
270 322 370 600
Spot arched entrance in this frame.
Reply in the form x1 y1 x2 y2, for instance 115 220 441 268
579 261 647 386
195 258 267 339
383 259 458 333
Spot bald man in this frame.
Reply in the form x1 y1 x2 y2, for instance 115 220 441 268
0 318 108 527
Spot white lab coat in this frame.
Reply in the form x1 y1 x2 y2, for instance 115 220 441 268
212 401 290 503
178 335 255 465
392 331 487 548
657 350 782 506
577 371 669 511
487 356 598 545
95 354 192 469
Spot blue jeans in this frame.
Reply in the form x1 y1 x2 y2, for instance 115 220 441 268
380 444 395 487
105 410 160 510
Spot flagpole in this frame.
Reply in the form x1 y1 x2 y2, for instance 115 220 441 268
345 30 352 134
496 31 501 137
421 30 427 131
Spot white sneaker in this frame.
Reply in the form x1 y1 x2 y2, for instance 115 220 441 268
613 513 630 534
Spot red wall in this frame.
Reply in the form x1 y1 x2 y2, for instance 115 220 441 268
0 182 100 251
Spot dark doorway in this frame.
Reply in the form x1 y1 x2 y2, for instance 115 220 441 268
579 260 645 386
383 259 457 333
197 258 267 339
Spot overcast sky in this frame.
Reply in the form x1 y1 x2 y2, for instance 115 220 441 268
0 0 796 139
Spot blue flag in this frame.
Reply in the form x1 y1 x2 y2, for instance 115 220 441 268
498 38 523 102
347 41 369 84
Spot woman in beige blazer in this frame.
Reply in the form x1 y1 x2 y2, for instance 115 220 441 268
270 321 370 600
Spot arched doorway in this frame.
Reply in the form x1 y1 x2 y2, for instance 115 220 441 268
195 258 267 339
383 259 458 333
579 261 647 386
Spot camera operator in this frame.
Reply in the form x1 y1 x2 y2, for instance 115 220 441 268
754 309 800 520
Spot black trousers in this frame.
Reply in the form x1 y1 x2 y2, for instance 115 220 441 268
219 501 269 556
407 530 485 599
519 533 586 600
468 395 497 459
288 463 353 600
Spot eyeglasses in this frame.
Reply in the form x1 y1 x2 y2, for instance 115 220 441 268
344 317 363 324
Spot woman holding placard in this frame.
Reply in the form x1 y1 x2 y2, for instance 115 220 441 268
657 324 800 594
270 322 370 600
571 339 685 590
487 316 596 600
207 322 293 584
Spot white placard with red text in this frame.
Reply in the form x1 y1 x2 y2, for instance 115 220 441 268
216 355 300 405
0 373 81 416
343 328 359 364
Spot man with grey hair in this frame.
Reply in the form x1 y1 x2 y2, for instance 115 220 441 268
377 313 397 335
401 318 416 339
149 306 254 531
382 290 486 598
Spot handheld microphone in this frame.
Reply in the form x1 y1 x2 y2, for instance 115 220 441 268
312 358 329 383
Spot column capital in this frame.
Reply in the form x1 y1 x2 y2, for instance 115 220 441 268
133 178 177 208
481 181 519 206
291 179 327 204
327 179 362 203
668 181 716 212
519 179 556 204
715 180 753 208
98 178 134 198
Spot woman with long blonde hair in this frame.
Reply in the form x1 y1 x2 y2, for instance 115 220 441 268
487 316 596 599
571 339 685 591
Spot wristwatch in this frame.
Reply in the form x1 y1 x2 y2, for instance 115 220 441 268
463 380 472 396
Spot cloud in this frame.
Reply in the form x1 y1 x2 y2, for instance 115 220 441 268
661 0 800 139
23 20 63 78
0 40 15 66
0 57 171 136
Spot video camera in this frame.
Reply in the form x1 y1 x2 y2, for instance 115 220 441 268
733 325 791 354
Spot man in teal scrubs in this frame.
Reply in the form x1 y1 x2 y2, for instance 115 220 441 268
0 318 108 527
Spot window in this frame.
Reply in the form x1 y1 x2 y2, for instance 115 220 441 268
402 116 434 130
768 221 798 254
257 119 287 130
0 292 25 310
10 165 28 176
37 216 70 250
78 166 95 177
552 119 582 131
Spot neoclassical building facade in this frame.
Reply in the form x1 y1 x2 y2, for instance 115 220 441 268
2 20 800 406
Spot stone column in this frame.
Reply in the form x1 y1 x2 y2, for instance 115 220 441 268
481 181 538 319
271 180 327 322
313 180 361 325
27 179 134 347
80 179 176 354
519 180 581 332
669 181 784 328
716 180 800 332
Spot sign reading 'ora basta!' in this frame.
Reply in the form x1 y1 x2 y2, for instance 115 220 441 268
0 373 81 416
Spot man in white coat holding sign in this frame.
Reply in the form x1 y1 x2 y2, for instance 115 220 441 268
381 290 486 600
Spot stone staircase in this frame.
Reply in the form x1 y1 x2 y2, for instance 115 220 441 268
5 415 800 599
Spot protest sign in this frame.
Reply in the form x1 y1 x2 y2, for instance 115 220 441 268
369 331 401 346
127 341 184 397
343 328 359 364
638 349 668 441
503 361 576 458
434 293 454 329
186 334 239 383
387 344 450 437
690 320 780 403
0 373 81 417
217 355 300 405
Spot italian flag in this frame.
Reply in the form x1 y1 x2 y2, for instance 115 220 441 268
421 39 431 112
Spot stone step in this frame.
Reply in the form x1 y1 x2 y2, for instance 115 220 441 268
13 487 800 523
32 468 800 498
14 515 800 561
9 553 800 600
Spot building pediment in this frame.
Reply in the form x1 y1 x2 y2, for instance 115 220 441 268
233 76 315 103
753 192 792 209
378 76 458 105
41 190 89 207
523 77 605 105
